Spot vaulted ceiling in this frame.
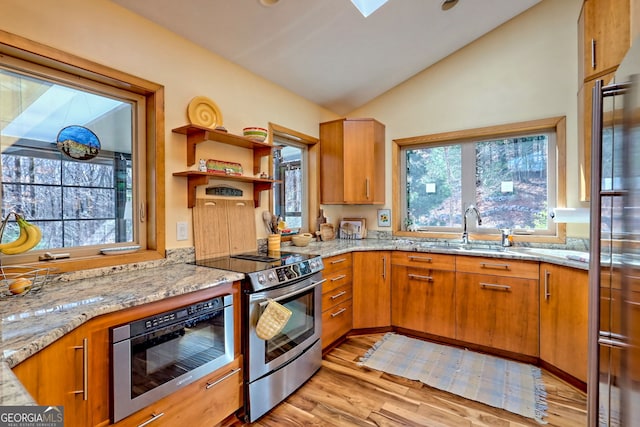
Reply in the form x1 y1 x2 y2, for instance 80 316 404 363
112 0 541 115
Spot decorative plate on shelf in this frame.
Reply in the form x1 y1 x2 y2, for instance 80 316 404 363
187 96 223 128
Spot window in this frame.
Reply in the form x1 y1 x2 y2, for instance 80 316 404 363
395 117 566 240
269 124 318 235
0 34 164 268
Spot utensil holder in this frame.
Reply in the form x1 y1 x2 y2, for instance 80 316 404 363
267 234 281 252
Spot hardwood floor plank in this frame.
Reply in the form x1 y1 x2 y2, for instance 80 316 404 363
238 334 587 427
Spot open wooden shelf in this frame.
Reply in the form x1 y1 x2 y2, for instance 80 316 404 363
172 124 274 173
172 172 279 208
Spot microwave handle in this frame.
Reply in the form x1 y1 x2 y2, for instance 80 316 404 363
259 279 326 307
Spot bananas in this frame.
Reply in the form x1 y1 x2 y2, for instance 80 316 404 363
0 215 42 255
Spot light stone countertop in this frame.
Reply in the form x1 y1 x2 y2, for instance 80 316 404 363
0 239 591 406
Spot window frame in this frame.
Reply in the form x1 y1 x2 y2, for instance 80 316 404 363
392 116 567 244
268 123 319 239
0 30 165 272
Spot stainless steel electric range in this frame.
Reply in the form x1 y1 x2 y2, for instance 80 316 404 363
192 250 325 422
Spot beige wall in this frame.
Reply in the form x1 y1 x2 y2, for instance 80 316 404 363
0 0 337 249
336 0 589 238
0 0 589 250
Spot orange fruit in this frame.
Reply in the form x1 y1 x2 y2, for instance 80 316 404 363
9 277 32 295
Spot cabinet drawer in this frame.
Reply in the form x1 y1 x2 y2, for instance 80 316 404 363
113 358 243 427
322 253 353 276
456 273 539 356
391 251 455 271
456 255 538 279
322 283 352 310
322 299 353 348
323 269 353 294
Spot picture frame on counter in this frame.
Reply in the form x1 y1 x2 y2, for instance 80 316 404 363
377 209 391 227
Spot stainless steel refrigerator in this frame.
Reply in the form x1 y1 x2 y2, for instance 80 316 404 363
588 40 640 427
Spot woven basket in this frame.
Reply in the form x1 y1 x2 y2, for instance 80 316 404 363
256 299 292 340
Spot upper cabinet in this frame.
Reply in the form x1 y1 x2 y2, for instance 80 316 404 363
171 125 277 208
579 0 631 83
319 118 385 205
578 0 631 201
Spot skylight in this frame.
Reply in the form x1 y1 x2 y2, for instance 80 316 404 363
350 0 388 18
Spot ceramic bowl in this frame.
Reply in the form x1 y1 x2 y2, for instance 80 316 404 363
243 127 268 142
291 233 314 247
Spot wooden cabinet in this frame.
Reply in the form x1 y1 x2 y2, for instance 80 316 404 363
172 124 278 208
391 252 456 338
13 283 242 427
539 263 589 382
455 256 539 356
579 0 630 82
13 327 90 425
319 118 385 204
112 358 243 427
578 0 630 201
352 251 391 329
321 253 353 349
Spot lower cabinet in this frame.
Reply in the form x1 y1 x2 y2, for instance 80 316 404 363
112 358 243 427
13 326 90 425
539 262 589 382
455 256 540 357
12 283 242 427
321 253 354 349
352 251 391 329
391 252 456 338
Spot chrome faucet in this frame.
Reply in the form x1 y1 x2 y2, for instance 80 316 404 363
462 205 482 244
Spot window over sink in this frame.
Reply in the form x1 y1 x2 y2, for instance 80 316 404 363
394 117 566 242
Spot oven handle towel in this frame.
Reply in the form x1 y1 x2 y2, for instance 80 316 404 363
256 299 293 340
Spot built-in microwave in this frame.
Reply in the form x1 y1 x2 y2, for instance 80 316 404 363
110 294 234 423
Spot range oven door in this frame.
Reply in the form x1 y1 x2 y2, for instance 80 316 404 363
246 272 324 382
111 295 234 423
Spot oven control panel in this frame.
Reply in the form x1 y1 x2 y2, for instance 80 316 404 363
248 257 324 291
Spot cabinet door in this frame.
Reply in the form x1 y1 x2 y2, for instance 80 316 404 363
391 265 455 338
343 119 385 204
456 272 539 356
539 264 589 382
352 251 391 329
580 0 631 81
13 328 89 425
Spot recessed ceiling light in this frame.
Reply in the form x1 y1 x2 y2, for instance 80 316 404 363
259 0 280 6
351 0 389 18
441 0 459 11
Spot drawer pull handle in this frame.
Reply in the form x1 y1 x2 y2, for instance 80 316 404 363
408 273 433 282
331 308 347 318
480 262 510 270
330 258 347 264
206 368 241 390
480 282 511 291
330 290 347 300
408 256 433 263
331 274 347 282
138 413 165 427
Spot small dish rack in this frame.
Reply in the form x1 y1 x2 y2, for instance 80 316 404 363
0 212 54 298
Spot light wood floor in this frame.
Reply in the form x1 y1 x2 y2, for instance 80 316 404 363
237 334 587 427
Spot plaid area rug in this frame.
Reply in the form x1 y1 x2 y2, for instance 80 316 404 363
359 333 547 424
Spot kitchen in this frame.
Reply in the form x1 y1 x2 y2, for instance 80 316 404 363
0 0 637 426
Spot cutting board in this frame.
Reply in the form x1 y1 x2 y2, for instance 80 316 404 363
193 199 256 260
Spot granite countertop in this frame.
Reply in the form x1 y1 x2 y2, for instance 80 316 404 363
282 238 591 270
0 238 591 406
